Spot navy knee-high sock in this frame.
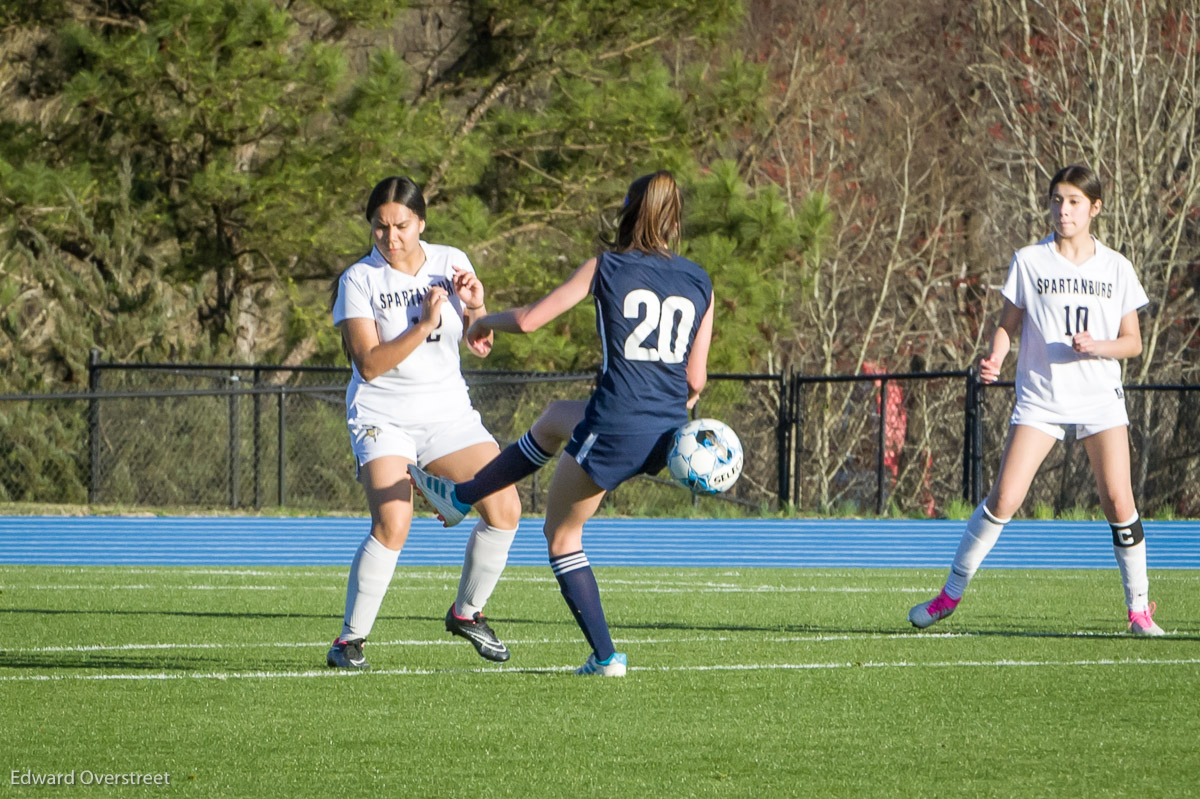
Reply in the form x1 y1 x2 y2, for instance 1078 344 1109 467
456 431 554 506
550 550 615 662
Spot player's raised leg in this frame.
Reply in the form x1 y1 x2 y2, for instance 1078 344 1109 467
409 400 585 527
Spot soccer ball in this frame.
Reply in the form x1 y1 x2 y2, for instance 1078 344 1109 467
667 418 744 495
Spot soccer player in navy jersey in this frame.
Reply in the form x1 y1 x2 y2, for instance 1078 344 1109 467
411 171 715 675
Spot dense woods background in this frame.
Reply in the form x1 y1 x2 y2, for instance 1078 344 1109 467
3 0 1198 389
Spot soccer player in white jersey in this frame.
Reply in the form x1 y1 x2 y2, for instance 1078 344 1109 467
909 165 1165 636
325 176 522 669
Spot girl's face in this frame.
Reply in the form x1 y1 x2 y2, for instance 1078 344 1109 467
1049 182 1101 239
372 201 425 269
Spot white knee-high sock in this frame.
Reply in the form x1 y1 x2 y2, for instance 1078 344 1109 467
944 503 1009 600
340 533 400 641
1111 513 1149 612
454 520 518 618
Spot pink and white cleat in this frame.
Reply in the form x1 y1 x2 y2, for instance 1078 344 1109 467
908 591 960 629
1128 601 1165 636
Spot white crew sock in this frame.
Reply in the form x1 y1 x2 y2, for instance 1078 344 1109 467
944 503 1009 600
1111 513 1149 612
340 533 400 641
454 520 518 618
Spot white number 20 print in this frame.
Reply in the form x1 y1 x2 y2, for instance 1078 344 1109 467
623 289 696 363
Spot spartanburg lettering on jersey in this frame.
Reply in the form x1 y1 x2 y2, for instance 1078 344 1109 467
1033 276 1114 298
376 277 453 311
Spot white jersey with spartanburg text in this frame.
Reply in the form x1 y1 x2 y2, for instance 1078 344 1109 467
1001 235 1148 424
333 242 475 425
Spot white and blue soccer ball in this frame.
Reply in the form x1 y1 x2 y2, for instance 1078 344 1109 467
667 418 744 495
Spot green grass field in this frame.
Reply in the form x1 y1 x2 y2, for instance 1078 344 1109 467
2 564 1198 797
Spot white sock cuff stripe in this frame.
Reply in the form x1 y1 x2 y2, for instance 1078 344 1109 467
362 533 401 561
550 551 590 575
1114 512 1140 529
476 523 518 541
980 503 1010 526
518 432 553 465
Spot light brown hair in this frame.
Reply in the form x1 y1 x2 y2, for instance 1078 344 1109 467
606 170 682 255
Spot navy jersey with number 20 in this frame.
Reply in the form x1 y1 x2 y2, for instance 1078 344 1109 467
582 249 713 434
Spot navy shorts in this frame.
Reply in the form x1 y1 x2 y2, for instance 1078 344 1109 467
563 422 676 491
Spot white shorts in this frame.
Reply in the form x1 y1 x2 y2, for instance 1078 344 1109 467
1009 402 1129 440
347 410 496 472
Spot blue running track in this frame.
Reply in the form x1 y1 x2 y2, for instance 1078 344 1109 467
1 515 1198 568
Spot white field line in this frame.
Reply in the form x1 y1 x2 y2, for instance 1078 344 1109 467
6 629 1164 656
2 657 1198 683
0 582 933 594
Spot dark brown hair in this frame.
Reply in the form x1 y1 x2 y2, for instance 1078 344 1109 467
366 176 426 223
1049 165 1102 205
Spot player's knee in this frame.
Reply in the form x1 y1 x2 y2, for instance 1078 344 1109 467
370 517 409 549
480 486 521 529
532 400 584 447
1104 495 1137 525
986 491 1021 520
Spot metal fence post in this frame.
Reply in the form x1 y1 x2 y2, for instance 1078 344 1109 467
228 373 240 509
88 348 101 505
791 372 803 508
962 370 974 504
277 387 287 507
253 368 262 510
876 378 888 515
776 368 791 509
972 375 984 505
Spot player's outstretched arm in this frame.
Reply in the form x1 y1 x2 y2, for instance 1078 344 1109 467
466 258 598 347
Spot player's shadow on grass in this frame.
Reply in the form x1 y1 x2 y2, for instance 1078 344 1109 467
0 606 333 621
931 626 1200 641
613 618 883 635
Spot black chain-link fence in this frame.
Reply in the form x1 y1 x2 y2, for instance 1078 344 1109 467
977 383 1200 518
3 354 1199 517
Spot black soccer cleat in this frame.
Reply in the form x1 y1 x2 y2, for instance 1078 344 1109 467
326 637 370 670
445 605 510 662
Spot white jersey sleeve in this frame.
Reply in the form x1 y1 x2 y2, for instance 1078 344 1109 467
333 262 375 324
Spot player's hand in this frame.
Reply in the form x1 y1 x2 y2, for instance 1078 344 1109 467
1072 331 1096 355
419 286 447 333
978 354 1002 384
466 317 494 357
451 267 485 311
